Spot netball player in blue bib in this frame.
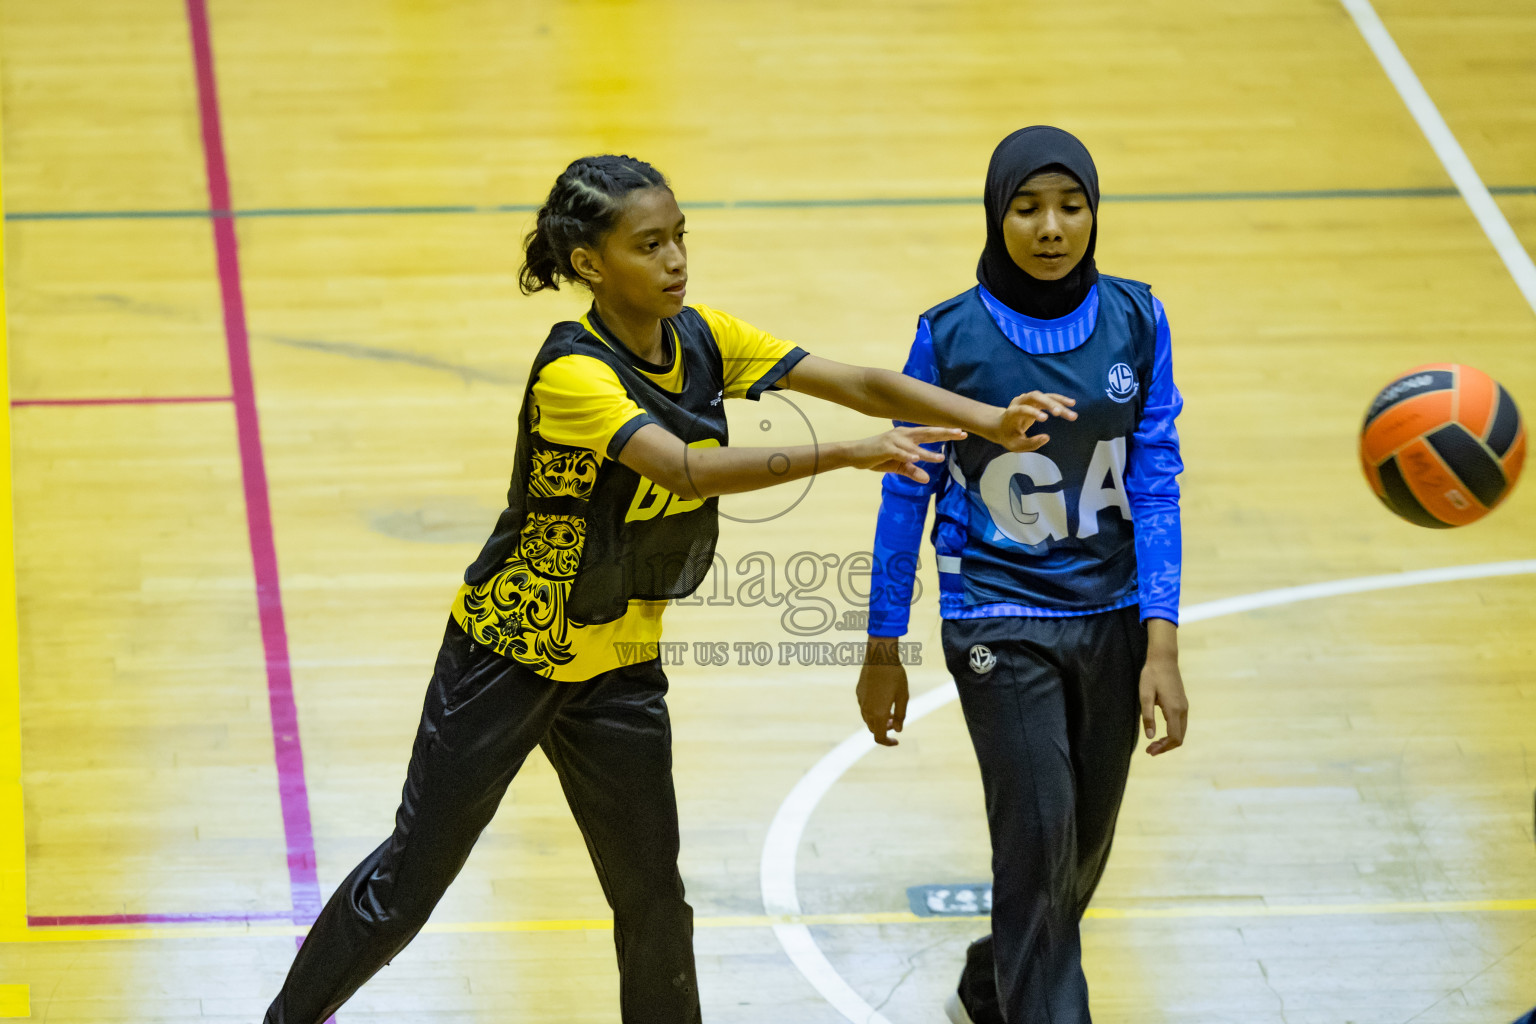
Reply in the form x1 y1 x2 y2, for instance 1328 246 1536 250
858 127 1189 1024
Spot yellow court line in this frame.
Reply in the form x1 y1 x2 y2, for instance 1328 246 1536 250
0 985 29 1019
0 70 36 1024
1082 897 1536 920
0 65 28 947
2 899 1534 945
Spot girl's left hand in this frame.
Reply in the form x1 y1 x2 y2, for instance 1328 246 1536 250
993 391 1078 451
1139 649 1188 756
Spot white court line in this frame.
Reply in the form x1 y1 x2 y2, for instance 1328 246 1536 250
759 560 1536 1024
760 682 959 1024
1341 0 1536 316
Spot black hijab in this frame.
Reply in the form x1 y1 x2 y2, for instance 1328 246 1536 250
977 125 1100 321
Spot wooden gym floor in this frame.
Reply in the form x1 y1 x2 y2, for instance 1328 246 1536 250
1 0 1534 1021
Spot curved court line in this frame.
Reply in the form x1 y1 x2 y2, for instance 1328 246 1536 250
760 559 1536 1024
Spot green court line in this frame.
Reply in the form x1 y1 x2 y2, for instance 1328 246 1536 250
5 186 1534 223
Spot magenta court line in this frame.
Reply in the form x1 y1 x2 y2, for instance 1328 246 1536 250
185 0 324 930
28 910 301 927
10 394 233 407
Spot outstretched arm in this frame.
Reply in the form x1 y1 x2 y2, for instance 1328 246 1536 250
779 353 1077 451
615 421 963 501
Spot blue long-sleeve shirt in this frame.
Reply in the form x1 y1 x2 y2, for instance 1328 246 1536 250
868 283 1183 635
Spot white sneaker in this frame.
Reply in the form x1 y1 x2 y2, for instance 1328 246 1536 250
944 990 976 1024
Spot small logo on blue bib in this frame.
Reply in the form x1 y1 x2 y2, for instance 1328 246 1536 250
1106 362 1139 403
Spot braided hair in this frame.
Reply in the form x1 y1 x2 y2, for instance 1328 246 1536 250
519 155 671 294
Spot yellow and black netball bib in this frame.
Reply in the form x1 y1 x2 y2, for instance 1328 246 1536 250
456 305 803 679
468 309 731 614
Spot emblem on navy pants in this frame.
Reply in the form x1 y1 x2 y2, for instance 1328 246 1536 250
968 644 997 675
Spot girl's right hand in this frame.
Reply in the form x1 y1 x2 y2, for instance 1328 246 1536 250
848 426 963 483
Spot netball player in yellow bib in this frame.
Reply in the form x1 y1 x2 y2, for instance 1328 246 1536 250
261 154 1078 1024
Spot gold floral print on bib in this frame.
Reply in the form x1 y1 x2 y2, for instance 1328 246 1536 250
458 443 600 674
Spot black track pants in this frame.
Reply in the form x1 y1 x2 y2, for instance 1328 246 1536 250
263 618 700 1024
943 608 1146 1024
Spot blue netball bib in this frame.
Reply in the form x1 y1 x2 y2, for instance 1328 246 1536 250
925 278 1158 611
